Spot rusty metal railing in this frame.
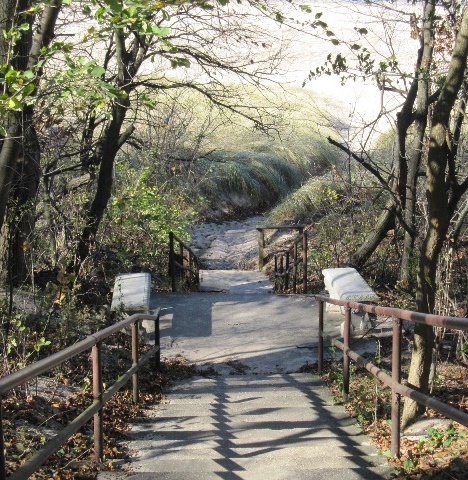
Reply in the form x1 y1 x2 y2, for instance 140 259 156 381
0 310 161 480
273 231 308 294
316 295 468 459
169 232 200 292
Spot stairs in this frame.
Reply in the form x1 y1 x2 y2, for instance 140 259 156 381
99 269 392 479
100 373 392 479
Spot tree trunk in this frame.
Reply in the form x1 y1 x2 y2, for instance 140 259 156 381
400 0 434 287
75 103 132 271
0 1 60 284
74 26 143 272
9 115 41 285
350 198 396 268
349 32 425 269
402 5 468 429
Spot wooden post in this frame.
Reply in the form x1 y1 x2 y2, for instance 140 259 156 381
302 231 308 293
154 315 161 371
169 232 176 292
257 228 265 270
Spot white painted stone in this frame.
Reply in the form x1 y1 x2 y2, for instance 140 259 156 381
111 272 151 313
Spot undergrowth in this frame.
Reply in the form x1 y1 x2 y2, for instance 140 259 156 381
313 341 468 479
2 352 199 479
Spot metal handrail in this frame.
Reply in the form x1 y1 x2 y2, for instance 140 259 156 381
316 295 468 458
0 310 161 480
273 231 308 294
169 232 200 292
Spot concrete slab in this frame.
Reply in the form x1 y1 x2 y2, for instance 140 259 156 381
102 269 393 480
146 291 380 375
199 269 273 294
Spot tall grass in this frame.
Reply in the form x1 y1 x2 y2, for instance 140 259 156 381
196 145 312 213
191 86 344 215
265 176 346 224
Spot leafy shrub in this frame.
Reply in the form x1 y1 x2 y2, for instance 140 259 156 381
101 165 195 275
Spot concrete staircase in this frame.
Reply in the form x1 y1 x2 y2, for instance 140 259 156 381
99 269 393 479
101 373 392 479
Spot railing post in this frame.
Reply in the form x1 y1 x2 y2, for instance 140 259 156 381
169 232 176 292
0 395 6 480
274 254 278 292
285 251 290 291
302 232 307 294
132 321 139 404
292 243 298 294
154 314 161 371
257 228 265 270
189 250 193 286
318 300 324 375
343 307 351 401
279 255 284 293
179 242 184 286
392 316 402 457
92 342 104 462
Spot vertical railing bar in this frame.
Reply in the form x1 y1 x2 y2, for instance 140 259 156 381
274 254 278 292
292 243 298 294
285 251 290 291
318 300 324 375
279 255 284 293
392 316 402 457
302 231 307 294
257 228 265 270
343 307 351 401
92 342 104 461
0 395 5 480
132 321 139 404
154 314 161 371
169 232 176 292
179 242 184 286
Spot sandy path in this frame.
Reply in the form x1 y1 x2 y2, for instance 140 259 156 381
188 216 263 270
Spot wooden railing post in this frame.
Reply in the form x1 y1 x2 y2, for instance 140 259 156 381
257 228 265 270
292 243 298 294
132 321 140 404
302 231 307 294
343 307 351 401
169 232 176 292
318 300 324 375
392 317 402 457
179 242 184 285
154 314 161 371
92 342 104 461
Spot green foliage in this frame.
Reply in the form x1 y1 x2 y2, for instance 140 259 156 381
0 305 51 374
104 165 194 272
426 424 466 450
394 423 467 476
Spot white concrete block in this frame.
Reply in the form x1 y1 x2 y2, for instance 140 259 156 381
322 267 378 314
111 272 151 313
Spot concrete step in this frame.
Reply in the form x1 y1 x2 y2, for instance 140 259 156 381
97 373 394 479
100 466 393 480
118 456 390 473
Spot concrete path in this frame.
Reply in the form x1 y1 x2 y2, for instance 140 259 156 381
102 271 392 479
